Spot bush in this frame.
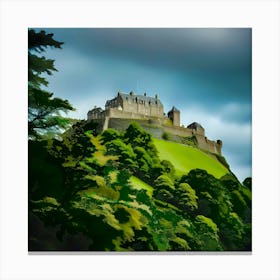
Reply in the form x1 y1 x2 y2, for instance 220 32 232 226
155 174 175 190
101 128 121 144
162 131 170 140
242 177 252 190
176 183 198 212
161 160 175 177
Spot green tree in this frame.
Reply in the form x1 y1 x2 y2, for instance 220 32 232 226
124 122 158 157
153 174 175 204
160 160 175 177
154 174 175 192
242 177 252 191
134 146 154 179
101 128 121 144
175 183 198 212
105 139 138 171
194 215 222 251
28 29 74 139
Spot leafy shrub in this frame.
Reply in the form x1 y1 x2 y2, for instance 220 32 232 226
154 174 175 191
105 139 138 171
101 128 121 144
194 215 222 251
184 136 197 147
161 160 175 177
242 177 252 190
175 183 198 212
162 131 170 140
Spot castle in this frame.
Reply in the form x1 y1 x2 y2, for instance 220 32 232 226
87 91 223 155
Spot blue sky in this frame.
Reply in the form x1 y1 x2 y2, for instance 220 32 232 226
38 28 251 182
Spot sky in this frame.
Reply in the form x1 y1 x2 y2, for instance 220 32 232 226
38 28 252 182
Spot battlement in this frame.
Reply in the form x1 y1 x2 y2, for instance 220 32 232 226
87 91 223 155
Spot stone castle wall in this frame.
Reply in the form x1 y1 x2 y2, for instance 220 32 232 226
101 116 222 155
104 92 164 119
87 92 223 155
195 134 222 155
122 100 163 117
105 108 167 124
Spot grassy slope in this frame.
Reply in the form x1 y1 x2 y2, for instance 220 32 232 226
130 176 154 196
153 138 229 178
130 138 229 196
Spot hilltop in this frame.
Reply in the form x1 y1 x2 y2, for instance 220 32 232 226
87 91 223 156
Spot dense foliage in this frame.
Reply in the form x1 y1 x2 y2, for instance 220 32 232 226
29 122 251 251
28 29 74 139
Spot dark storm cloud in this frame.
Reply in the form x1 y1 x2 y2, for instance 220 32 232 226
49 28 251 72
49 29 250 68
45 28 251 113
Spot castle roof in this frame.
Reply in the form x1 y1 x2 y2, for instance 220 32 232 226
111 92 163 106
187 122 204 130
168 106 180 113
89 107 103 113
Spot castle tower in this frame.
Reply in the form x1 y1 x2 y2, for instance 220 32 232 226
187 122 205 136
168 106 180 126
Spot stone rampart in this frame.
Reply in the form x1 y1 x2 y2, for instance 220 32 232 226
104 117 222 155
87 98 222 155
107 108 165 121
161 125 193 138
195 134 222 155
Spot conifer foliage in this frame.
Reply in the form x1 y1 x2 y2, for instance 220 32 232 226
28 29 74 139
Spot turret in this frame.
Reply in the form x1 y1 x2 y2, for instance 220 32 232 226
167 106 180 126
187 122 205 136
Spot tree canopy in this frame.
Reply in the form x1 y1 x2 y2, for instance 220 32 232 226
29 121 252 251
28 29 74 139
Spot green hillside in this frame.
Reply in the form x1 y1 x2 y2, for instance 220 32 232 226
29 122 251 252
130 176 154 196
153 138 229 178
